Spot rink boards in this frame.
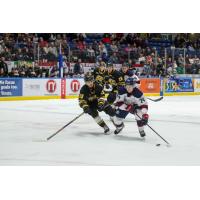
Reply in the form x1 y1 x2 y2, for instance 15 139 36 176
0 77 200 101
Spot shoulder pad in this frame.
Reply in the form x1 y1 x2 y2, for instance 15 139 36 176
127 70 133 76
132 87 143 98
80 85 87 93
95 82 103 90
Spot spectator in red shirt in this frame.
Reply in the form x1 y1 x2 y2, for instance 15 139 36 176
77 41 86 51
39 37 48 48
102 33 111 44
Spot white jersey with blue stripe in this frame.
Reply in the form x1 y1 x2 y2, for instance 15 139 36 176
115 86 148 113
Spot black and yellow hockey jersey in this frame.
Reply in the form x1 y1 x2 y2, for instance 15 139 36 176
104 69 124 93
78 82 105 109
93 67 107 86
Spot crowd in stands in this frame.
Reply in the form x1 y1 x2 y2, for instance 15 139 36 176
1 33 200 78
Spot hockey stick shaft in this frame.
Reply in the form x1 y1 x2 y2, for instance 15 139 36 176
136 113 170 145
147 96 163 102
47 112 84 141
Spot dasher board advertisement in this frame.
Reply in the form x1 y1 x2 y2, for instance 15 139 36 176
23 79 61 96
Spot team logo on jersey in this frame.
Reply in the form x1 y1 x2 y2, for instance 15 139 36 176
71 80 80 92
46 80 57 93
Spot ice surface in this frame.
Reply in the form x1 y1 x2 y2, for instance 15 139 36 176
0 96 200 165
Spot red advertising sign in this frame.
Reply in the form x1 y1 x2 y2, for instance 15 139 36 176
46 80 57 93
70 80 80 93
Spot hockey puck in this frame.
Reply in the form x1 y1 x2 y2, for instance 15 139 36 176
156 144 161 146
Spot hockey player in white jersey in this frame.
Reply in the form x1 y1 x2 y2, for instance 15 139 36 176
120 62 141 88
111 77 149 137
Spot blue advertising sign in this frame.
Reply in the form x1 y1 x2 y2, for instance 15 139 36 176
0 78 22 96
165 77 194 93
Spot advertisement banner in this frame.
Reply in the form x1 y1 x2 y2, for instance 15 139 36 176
61 79 66 99
0 78 22 96
140 78 160 93
66 78 84 96
194 79 200 92
23 79 61 96
165 77 194 93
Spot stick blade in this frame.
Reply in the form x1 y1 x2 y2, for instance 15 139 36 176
154 96 164 102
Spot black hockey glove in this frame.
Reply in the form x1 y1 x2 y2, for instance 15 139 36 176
83 106 92 115
141 114 149 125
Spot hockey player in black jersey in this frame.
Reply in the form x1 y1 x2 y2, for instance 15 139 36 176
111 77 149 137
78 72 116 134
105 62 124 104
93 61 107 86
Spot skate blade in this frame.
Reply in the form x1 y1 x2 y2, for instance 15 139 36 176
104 130 112 135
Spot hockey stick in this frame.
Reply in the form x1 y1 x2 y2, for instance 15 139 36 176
147 96 164 102
46 112 84 141
136 113 170 146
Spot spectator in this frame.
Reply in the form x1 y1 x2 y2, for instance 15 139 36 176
49 42 58 57
176 65 184 74
39 37 48 48
0 43 4 54
73 59 83 75
185 54 190 64
124 44 132 53
0 67 5 77
0 57 8 75
191 63 198 74
143 63 152 77
172 61 178 75
19 70 26 77
102 33 111 44
98 43 107 57
193 55 199 63
167 65 173 76
178 54 184 66
110 41 118 52
156 62 165 77
138 53 146 63
108 52 119 64
86 45 95 59
11 68 20 77
29 71 37 78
